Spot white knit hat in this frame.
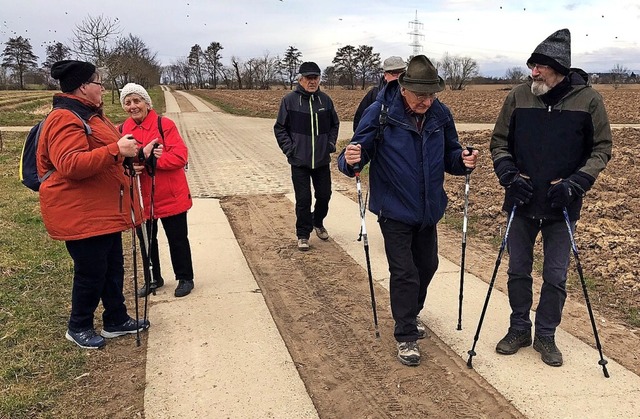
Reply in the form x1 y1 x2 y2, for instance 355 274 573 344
120 83 153 109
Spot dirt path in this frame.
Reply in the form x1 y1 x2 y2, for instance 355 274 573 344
221 194 524 419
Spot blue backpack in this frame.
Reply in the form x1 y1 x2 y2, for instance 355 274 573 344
19 109 91 192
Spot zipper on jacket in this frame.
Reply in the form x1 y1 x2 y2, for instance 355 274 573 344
309 96 316 169
119 185 124 213
548 105 552 113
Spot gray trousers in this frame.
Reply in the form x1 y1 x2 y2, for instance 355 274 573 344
506 215 574 336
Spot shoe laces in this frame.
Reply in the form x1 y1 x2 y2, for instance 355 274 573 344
537 335 559 352
504 329 528 343
399 341 419 351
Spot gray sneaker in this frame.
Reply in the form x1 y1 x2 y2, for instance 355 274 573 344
314 226 329 240
297 238 310 251
416 316 429 339
533 335 563 367
397 341 420 366
495 328 532 355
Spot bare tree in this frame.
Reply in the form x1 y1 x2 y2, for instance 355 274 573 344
107 34 160 90
72 14 121 66
254 52 279 89
439 53 478 90
355 45 381 90
332 45 358 89
230 56 243 90
1 36 39 89
505 66 526 86
610 63 629 89
280 46 302 90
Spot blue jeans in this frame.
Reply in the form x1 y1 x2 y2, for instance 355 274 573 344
291 164 332 239
65 232 130 332
506 216 574 336
379 217 438 341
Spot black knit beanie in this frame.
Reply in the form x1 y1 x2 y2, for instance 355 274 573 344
51 60 96 92
527 29 571 75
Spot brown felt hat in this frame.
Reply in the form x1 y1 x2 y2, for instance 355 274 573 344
398 55 445 94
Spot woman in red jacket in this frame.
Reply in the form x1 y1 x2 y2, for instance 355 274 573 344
119 83 195 298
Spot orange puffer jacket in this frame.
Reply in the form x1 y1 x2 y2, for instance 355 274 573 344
37 93 142 241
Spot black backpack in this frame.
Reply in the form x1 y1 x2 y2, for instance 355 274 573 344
19 109 91 192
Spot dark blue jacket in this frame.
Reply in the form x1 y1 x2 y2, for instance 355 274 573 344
338 81 467 228
274 85 340 169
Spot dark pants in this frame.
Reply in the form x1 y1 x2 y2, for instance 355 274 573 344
65 232 130 332
291 164 332 239
379 217 439 342
506 216 574 336
137 211 194 283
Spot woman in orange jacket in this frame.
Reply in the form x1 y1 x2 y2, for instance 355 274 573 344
38 61 159 349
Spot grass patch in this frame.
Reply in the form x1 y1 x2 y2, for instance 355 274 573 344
627 307 640 328
0 86 166 127
0 131 88 418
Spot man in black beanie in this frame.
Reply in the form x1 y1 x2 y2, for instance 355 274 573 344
490 29 612 367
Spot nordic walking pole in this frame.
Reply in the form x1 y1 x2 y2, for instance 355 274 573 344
145 143 160 297
124 157 141 347
457 146 475 331
562 207 610 378
135 174 154 328
467 204 517 368
351 143 380 338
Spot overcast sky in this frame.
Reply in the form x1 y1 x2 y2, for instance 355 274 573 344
1 0 639 77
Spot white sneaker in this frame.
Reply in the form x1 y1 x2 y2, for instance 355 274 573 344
297 238 310 251
314 226 329 240
397 341 420 366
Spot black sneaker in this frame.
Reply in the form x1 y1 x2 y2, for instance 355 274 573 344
495 328 532 355
533 335 563 367
65 329 106 349
416 316 429 339
137 276 165 298
101 318 150 338
174 280 194 297
397 341 421 366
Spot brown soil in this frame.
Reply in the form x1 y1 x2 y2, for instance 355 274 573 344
220 194 525 419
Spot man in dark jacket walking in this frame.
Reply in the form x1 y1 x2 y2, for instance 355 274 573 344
490 28 612 367
353 56 406 132
338 55 477 366
274 62 340 251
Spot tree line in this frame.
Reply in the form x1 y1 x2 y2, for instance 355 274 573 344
1 14 637 92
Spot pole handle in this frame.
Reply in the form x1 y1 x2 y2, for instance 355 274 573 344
464 145 475 174
349 141 361 173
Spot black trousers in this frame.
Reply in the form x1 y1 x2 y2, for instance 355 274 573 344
379 217 439 342
506 216 574 336
291 164 332 239
65 232 129 332
137 211 194 284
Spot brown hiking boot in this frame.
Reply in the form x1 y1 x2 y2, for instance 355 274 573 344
533 335 563 367
496 328 532 355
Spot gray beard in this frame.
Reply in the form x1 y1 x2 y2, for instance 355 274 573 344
531 80 551 96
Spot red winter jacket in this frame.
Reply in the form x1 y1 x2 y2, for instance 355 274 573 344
120 110 192 219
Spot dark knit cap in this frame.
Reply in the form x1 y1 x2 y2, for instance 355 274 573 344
527 29 571 75
51 60 96 92
299 62 321 76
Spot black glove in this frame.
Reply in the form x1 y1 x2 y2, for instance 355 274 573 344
547 177 587 208
507 175 533 206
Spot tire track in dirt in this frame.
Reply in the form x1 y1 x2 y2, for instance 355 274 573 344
221 194 526 419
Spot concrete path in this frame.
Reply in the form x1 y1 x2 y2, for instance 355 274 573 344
140 88 640 419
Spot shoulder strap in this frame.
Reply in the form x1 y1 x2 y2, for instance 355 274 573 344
376 104 388 142
157 115 164 140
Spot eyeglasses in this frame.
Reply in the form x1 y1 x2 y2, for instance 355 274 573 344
405 89 437 102
86 81 104 87
527 63 551 71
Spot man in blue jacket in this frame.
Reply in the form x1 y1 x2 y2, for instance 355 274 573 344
338 55 478 366
274 62 340 251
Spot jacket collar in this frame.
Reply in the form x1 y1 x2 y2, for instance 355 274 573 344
52 93 101 120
